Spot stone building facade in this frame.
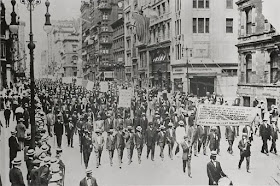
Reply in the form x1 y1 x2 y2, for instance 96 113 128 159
236 0 280 110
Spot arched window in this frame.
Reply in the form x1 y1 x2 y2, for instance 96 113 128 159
270 51 280 83
245 54 252 83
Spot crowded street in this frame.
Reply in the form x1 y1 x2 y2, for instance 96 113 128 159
1 0 280 185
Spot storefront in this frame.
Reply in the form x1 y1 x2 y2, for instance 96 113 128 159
237 85 280 110
150 47 171 92
172 65 238 99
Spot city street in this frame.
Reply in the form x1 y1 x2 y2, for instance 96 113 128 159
1 111 280 185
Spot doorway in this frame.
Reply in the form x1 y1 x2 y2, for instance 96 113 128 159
267 98 276 111
190 77 215 97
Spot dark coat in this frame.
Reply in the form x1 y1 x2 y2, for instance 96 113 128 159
79 177 98 186
208 132 218 151
29 167 40 186
106 135 116 151
140 117 148 132
166 128 176 144
225 126 236 141
38 165 50 186
104 118 114 132
4 108 11 119
115 132 125 149
54 121 64 136
181 141 192 160
238 139 251 157
125 132 135 149
207 161 226 185
9 167 25 186
157 131 166 147
146 127 157 147
135 132 144 149
260 124 271 140
9 136 20 160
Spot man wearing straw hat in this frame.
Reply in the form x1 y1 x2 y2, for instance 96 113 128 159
9 130 20 168
106 129 116 166
135 126 144 164
206 151 227 185
9 157 25 186
92 129 105 168
79 169 98 186
238 133 251 173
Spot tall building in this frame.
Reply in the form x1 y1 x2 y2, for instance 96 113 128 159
170 0 239 100
124 0 172 89
111 16 125 83
0 2 10 90
236 0 280 109
14 21 26 78
48 20 82 78
81 0 123 82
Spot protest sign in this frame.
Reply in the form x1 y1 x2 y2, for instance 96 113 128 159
118 89 132 108
100 81 108 92
196 104 258 126
86 80 94 91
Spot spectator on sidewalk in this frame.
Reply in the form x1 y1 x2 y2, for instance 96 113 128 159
4 105 11 128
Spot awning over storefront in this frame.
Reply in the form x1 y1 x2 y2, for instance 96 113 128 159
153 54 166 63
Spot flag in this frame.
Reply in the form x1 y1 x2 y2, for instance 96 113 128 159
132 12 150 45
144 7 159 19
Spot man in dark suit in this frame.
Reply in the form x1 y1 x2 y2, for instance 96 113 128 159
106 129 116 166
139 113 148 142
166 122 176 160
208 127 219 152
104 114 113 133
54 116 64 148
260 118 271 155
238 133 251 173
207 151 227 185
115 126 125 169
146 122 157 161
125 126 135 165
9 131 20 168
79 169 98 186
157 125 166 161
9 158 25 186
225 126 236 154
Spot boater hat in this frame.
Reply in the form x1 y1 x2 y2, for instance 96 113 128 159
210 151 217 156
12 157 22 165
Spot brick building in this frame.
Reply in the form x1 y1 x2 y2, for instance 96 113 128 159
236 0 280 109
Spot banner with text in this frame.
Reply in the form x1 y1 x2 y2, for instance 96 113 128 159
196 104 258 126
118 89 132 108
100 82 109 92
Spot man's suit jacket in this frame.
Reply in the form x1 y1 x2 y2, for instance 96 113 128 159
125 132 135 149
54 121 64 136
106 135 116 151
115 132 125 149
104 118 113 132
79 177 98 186
260 124 271 140
9 136 20 160
157 131 166 147
225 126 236 141
92 135 105 152
207 161 226 185
123 118 132 129
166 128 176 144
140 118 148 132
146 128 157 147
181 141 192 160
134 132 144 149
9 167 25 186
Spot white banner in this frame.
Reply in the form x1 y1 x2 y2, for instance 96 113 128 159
62 77 73 84
196 104 258 126
118 89 132 108
76 78 83 86
86 80 95 91
100 81 108 92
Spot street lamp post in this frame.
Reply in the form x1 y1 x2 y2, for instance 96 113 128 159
20 0 51 149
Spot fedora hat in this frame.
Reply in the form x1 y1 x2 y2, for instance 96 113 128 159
210 150 217 156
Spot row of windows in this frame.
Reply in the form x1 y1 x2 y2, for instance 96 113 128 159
150 22 171 44
113 51 124 63
175 44 182 60
152 0 170 16
192 18 233 34
139 52 147 68
244 52 280 84
192 0 233 9
113 25 124 37
113 38 124 49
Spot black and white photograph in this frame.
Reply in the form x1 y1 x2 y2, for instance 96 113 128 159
0 0 280 185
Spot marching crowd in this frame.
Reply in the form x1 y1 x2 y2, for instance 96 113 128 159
0 78 279 186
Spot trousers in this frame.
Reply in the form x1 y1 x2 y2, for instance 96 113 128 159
108 150 114 165
95 149 102 167
270 139 277 153
147 145 155 160
261 139 268 153
117 148 124 167
127 147 134 164
183 159 191 175
238 155 250 171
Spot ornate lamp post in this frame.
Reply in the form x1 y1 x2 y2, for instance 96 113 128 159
20 0 51 149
